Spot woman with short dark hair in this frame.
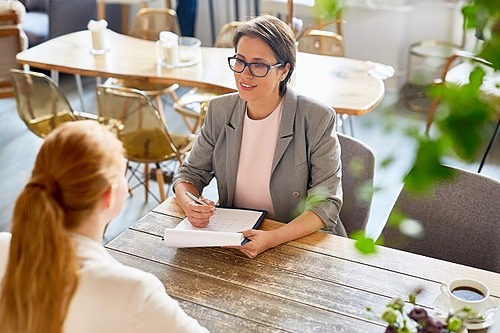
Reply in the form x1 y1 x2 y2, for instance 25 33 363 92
173 15 344 259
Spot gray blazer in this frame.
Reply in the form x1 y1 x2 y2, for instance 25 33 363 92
173 88 344 233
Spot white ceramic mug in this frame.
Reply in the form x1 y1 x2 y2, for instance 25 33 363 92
440 278 490 314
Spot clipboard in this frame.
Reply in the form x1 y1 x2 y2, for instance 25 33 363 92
163 207 266 248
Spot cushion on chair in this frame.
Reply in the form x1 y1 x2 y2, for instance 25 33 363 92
22 11 47 46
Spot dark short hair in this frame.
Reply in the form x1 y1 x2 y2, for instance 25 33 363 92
233 15 296 96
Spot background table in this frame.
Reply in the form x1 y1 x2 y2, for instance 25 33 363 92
16 29 387 116
105 197 500 332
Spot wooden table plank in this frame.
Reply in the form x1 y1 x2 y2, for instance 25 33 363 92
108 227 481 330
109 250 289 333
105 198 500 332
133 208 500 298
108 245 384 332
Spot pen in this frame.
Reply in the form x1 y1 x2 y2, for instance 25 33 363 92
184 191 218 214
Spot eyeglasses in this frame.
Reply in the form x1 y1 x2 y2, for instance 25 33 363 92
227 56 283 78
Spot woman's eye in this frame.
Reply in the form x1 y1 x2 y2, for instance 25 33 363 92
254 63 266 69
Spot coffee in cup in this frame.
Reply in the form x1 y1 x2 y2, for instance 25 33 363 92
440 278 490 314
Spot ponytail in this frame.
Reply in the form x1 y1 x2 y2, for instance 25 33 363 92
0 178 79 333
0 120 124 333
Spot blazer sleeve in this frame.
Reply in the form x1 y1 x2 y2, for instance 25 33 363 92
125 272 209 333
305 107 343 231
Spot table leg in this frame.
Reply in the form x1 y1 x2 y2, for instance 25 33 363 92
121 5 130 33
97 1 106 20
478 117 500 173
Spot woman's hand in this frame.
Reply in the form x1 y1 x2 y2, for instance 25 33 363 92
238 229 278 258
184 198 216 228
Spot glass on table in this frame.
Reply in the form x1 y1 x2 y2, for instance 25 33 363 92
87 19 109 55
178 37 201 64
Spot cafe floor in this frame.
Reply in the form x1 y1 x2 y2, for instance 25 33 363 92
1 74 499 243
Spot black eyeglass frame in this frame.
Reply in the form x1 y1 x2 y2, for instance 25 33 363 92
227 56 284 78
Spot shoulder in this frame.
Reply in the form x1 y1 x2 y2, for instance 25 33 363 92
208 92 241 110
284 89 336 130
80 259 164 294
204 92 243 127
298 94 335 118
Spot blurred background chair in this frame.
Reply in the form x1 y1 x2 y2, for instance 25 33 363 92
103 7 181 121
10 69 96 138
296 18 345 57
0 9 28 98
96 0 172 34
337 133 375 236
172 21 243 134
213 21 243 48
16 0 97 112
425 50 500 174
128 7 179 40
18 0 96 47
404 11 468 113
405 40 463 113
381 165 500 273
96 84 195 202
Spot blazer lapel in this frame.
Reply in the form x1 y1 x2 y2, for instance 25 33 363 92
225 99 246 205
272 89 296 174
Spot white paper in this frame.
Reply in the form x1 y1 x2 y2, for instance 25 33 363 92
163 207 264 248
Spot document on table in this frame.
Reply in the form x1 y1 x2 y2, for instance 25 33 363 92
163 207 266 248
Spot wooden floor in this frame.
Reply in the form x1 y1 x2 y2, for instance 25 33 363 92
1 74 499 243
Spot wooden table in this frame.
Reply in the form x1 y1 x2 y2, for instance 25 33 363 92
105 197 500 333
16 29 387 116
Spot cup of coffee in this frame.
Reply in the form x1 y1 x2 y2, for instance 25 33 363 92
440 278 490 314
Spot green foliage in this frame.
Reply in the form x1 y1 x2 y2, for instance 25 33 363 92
351 230 381 254
404 137 455 193
376 293 465 333
314 0 342 22
431 68 495 161
463 0 500 70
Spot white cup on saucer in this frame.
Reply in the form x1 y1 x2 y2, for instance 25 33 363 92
440 278 491 315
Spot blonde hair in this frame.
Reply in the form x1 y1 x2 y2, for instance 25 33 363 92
0 120 124 333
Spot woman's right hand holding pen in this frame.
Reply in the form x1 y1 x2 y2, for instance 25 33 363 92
174 182 216 228
184 195 216 228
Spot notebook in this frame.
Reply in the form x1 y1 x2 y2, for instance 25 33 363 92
163 207 266 248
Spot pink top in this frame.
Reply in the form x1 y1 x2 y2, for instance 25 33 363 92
233 101 283 217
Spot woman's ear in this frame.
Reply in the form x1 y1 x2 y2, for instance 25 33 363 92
100 186 113 209
281 63 291 81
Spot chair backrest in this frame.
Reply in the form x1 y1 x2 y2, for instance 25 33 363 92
382 165 500 273
128 8 181 41
338 133 375 235
297 29 345 57
10 69 77 137
0 10 27 98
213 21 243 48
96 84 185 164
0 9 20 25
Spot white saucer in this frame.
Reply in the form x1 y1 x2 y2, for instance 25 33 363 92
432 293 499 330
